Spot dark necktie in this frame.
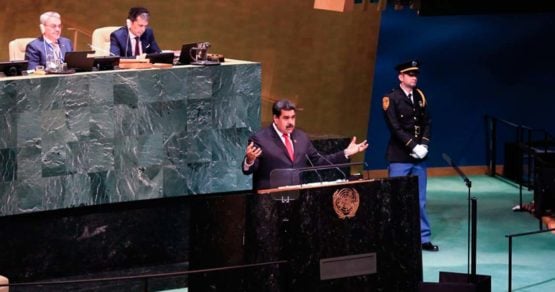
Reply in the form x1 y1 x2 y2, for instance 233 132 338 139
283 133 294 162
134 37 140 56
408 93 414 104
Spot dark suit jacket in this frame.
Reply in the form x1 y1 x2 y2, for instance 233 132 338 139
24 36 73 70
109 26 161 57
383 86 431 163
243 125 348 190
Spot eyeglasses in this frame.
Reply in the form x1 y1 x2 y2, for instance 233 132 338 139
45 24 63 29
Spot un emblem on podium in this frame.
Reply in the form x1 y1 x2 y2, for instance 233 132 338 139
332 188 360 219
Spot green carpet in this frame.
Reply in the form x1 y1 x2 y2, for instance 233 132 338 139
423 175 555 291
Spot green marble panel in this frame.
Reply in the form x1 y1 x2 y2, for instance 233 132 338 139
89 170 116 204
186 99 213 131
16 145 42 180
13 177 44 213
0 112 17 149
185 129 214 163
61 75 90 109
0 81 16 114
0 62 261 216
41 144 70 177
15 78 41 112
88 74 114 107
185 67 213 100
41 109 78 150
115 166 163 201
113 72 139 106
0 148 16 182
89 105 115 140
16 111 41 147
136 100 187 136
114 103 140 137
162 165 189 197
39 77 68 111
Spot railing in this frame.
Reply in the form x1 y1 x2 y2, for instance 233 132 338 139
66 27 91 51
505 228 555 291
0 260 287 291
485 115 555 208
62 17 92 51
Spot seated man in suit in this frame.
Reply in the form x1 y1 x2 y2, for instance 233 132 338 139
25 11 73 70
243 99 368 190
110 7 161 57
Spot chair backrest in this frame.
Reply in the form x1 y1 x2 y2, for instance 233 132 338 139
8 37 35 61
91 26 120 56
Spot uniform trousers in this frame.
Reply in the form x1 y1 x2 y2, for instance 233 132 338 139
389 162 431 244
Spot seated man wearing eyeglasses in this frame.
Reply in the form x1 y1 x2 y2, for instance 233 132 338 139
25 11 73 70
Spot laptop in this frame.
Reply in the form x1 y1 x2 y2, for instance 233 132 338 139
177 42 220 66
146 52 175 64
64 50 95 72
177 43 199 65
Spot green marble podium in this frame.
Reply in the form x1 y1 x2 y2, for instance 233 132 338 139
0 60 261 216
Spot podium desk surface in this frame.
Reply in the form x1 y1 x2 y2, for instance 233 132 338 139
0 58 256 81
256 178 377 194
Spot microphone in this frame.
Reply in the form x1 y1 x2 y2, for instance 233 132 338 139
88 44 116 56
316 152 347 181
305 154 323 184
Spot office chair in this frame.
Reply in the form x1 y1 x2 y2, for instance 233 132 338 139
91 26 119 56
8 37 35 61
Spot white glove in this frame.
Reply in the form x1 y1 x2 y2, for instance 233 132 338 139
410 152 419 159
412 144 428 159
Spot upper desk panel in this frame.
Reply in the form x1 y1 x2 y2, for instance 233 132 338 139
0 60 261 216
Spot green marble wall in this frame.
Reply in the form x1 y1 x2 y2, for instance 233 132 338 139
0 62 261 216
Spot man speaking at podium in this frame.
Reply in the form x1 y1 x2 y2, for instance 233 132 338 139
242 99 368 190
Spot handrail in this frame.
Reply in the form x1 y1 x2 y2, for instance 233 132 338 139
485 115 555 213
61 17 93 51
485 115 554 179
66 27 91 51
505 228 555 291
0 260 287 290
491 116 532 130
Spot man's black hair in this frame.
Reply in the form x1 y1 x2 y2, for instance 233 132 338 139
128 7 150 21
272 100 296 117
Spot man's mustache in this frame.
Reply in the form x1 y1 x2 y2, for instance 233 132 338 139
286 124 293 129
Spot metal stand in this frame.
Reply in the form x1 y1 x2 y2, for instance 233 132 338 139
443 153 476 278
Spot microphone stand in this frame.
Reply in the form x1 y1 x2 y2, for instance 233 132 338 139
442 153 476 283
305 154 324 183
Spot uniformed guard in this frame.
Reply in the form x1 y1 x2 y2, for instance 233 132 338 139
382 60 438 252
